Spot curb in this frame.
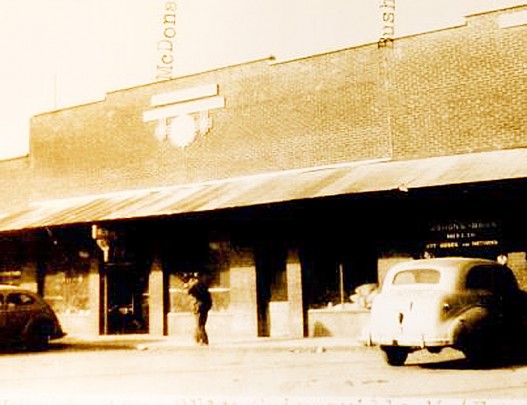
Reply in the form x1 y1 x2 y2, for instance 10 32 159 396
55 336 365 353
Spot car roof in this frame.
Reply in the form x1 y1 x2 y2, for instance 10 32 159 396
389 257 496 271
383 257 503 289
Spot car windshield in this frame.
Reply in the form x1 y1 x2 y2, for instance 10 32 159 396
392 269 441 285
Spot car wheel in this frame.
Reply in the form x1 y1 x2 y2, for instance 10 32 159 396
381 346 409 366
458 330 501 367
462 340 501 367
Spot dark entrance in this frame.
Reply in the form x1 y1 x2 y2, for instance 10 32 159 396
255 242 287 337
103 263 149 334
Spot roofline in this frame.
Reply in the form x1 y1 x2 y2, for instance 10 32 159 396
465 3 527 18
272 3 526 66
31 3 527 117
108 56 277 95
32 95 107 117
31 57 277 118
271 22 468 66
0 154 29 163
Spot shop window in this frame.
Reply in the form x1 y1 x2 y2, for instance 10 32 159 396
0 269 22 285
44 261 90 315
0 261 35 287
0 239 29 286
167 241 230 313
168 273 190 313
168 268 230 313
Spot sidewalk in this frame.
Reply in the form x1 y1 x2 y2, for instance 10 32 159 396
57 334 364 352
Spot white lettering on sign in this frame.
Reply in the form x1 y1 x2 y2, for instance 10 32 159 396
426 220 501 252
156 1 177 81
143 84 224 148
151 84 218 107
144 96 224 122
379 0 395 47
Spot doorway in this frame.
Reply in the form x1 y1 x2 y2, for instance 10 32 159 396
102 263 149 334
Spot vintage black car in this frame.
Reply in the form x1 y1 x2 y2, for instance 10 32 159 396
0 285 65 350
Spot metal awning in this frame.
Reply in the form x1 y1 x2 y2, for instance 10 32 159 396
1 148 526 232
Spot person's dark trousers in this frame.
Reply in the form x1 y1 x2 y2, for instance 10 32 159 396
194 310 209 345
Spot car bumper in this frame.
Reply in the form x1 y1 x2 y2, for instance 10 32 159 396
372 334 454 348
51 328 67 340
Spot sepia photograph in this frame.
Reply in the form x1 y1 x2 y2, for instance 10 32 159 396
0 0 526 403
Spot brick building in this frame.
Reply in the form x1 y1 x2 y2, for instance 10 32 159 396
0 5 525 340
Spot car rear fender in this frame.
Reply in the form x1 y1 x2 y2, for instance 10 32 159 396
449 306 491 347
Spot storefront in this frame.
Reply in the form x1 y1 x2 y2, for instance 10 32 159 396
0 5 525 340
1 172 527 340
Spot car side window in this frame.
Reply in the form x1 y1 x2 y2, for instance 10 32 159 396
7 293 36 307
465 265 518 294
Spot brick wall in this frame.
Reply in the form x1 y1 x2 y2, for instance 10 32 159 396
390 7 527 159
27 49 392 202
509 252 527 290
0 5 525 207
0 157 33 211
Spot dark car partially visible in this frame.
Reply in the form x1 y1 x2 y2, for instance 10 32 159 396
0 285 65 350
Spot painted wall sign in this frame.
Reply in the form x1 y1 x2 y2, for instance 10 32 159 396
143 84 225 148
425 220 502 251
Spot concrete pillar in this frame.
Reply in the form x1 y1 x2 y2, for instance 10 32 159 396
286 249 305 338
507 252 527 290
87 257 100 336
149 256 166 336
229 247 258 338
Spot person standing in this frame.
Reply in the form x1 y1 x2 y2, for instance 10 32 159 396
187 273 212 345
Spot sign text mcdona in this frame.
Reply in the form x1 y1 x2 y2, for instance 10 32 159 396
156 1 177 81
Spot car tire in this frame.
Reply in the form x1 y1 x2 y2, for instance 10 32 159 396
457 327 500 367
381 346 409 366
462 339 501 367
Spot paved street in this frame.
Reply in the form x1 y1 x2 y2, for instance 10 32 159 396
1 337 527 404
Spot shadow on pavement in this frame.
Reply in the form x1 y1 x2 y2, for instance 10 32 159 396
416 347 527 370
48 342 136 352
0 337 166 355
